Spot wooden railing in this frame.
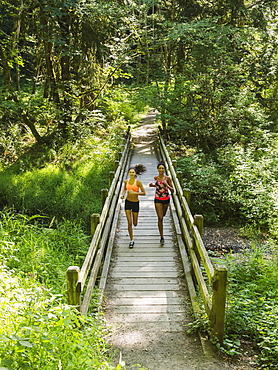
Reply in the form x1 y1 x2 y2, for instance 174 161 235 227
66 124 227 343
158 128 227 344
66 129 131 315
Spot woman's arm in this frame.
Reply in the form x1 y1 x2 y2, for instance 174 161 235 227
120 180 127 199
165 176 174 193
149 176 157 188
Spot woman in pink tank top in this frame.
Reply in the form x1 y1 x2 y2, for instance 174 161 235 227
149 161 174 244
120 164 146 248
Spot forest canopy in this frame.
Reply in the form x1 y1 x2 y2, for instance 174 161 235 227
0 0 277 231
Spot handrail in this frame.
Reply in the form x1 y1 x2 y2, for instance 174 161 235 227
66 128 131 315
158 128 227 344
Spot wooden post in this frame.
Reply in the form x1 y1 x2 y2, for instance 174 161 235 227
90 213 100 236
101 189 108 207
191 215 203 267
125 125 130 139
183 188 191 207
114 160 119 171
109 171 115 187
66 266 81 308
172 159 177 170
210 265 228 345
177 170 182 185
194 214 204 236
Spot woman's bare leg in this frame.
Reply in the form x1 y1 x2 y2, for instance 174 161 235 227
155 203 164 238
162 203 169 217
125 210 133 240
132 212 138 226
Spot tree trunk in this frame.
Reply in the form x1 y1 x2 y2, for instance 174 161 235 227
39 5 60 103
0 45 14 93
21 112 42 143
58 10 73 132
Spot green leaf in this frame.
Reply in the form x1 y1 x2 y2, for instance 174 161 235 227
19 340 34 348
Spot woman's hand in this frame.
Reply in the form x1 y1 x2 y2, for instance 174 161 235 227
165 177 174 193
149 182 155 187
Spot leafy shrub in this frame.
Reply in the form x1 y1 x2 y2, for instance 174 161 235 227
177 135 278 236
0 266 115 370
177 153 236 224
225 245 278 368
225 145 278 231
0 210 90 291
97 87 148 125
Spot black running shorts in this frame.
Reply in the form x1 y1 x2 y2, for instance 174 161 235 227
125 199 139 213
154 198 170 205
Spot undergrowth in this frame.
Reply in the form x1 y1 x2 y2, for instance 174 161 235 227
188 244 278 368
224 244 278 369
0 265 115 369
0 86 146 369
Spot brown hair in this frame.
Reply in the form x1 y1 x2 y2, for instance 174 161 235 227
129 164 147 176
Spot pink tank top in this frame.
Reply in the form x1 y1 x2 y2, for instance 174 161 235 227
155 177 170 200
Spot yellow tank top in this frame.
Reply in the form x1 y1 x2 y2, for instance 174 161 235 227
126 179 139 192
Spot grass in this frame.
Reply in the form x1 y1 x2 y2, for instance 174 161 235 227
0 266 115 369
0 210 122 369
0 86 145 369
0 132 122 231
223 244 278 368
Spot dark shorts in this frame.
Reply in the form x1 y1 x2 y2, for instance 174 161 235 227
154 198 170 205
125 199 139 213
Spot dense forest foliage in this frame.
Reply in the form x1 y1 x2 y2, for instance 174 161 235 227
1 0 277 233
0 0 277 369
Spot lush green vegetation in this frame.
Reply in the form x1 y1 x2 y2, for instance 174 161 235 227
175 137 278 235
1 0 277 368
0 87 145 369
225 244 278 369
0 213 115 370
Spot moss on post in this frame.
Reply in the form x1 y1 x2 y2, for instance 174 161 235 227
183 188 191 207
101 189 108 208
210 265 228 344
194 214 204 236
109 171 115 187
90 213 100 236
66 266 81 308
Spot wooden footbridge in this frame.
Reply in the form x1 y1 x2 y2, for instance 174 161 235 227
66 110 228 370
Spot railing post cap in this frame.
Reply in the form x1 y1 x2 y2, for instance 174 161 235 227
215 264 228 271
67 265 80 272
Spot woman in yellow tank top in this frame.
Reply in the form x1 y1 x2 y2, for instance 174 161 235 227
120 164 146 248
